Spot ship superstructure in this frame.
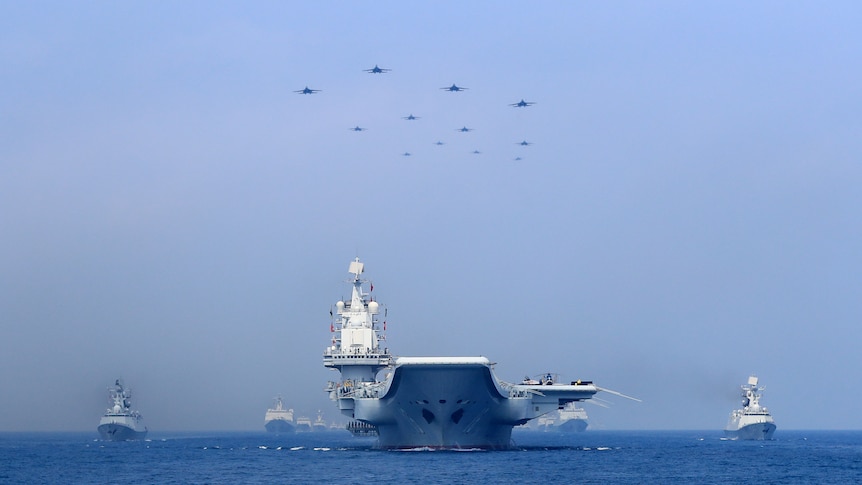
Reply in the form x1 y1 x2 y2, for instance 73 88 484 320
264 396 295 433
323 258 606 449
97 379 147 441
724 375 776 440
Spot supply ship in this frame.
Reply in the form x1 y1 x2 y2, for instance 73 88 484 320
97 379 148 441
323 258 624 449
264 396 295 433
724 375 776 440
535 401 589 432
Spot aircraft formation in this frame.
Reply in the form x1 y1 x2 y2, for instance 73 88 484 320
295 64 535 160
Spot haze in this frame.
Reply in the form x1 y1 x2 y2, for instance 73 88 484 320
2 1 860 432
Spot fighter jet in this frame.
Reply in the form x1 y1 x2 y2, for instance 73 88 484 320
294 86 321 94
402 114 421 120
434 141 445 146
441 84 468 92
516 140 533 146
472 150 481 155
402 152 412 157
510 99 535 107
349 126 367 132
456 126 474 132
514 157 523 161
364 65 391 74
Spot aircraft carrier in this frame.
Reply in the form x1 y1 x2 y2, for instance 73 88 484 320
323 258 613 449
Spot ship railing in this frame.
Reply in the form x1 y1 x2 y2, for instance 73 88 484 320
499 381 539 398
332 381 387 399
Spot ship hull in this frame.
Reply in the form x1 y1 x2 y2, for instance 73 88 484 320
264 419 295 433
356 362 525 449
344 359 597 449
98 422 147 441
555 418 588 433
724 422 776 440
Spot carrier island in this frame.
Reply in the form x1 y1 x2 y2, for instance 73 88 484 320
324 258 624 449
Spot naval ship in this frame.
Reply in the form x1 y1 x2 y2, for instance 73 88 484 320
97 379 148 441
535 400 589 432
264 396 295 433
324 258 623 449
724 375 776 440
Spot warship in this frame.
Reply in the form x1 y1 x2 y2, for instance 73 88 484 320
264 396 295 433
323 258 625 449
535 401 589 432
295 415 313 432
97 379 147 441
313 411 328 431
724 375 777 440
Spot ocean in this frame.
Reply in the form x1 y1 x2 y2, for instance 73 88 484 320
2 430 860 484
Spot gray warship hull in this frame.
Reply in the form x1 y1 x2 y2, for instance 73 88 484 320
264 420 295 434
98 422 147 441
336 359 596 449
556 418 588 433
724 422 776 440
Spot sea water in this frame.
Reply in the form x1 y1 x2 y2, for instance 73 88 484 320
2 430 861 484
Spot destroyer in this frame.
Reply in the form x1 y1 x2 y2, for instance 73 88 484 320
264 396 295 433
724 375 776 440
324 258 626 449
97 379 147 441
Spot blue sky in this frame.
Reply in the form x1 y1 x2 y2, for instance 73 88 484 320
2 1 860 431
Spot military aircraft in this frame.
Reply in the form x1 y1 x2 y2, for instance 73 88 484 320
349 126 367 132
402 152 412 157
514 157 523 161
441 84 468 92
402 114 421 120
472 150 481 155
434 141 445 146
516 140 533 146
510 99 535 107
364 65 391 74
455 126 473 132
294 86 321 94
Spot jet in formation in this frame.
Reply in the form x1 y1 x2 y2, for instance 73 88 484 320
456 126 474 132
364 65 391 74
402 152 412 157
295 86 321 94
441 84 468 92
472 150 481 155
434 141 445 146
510 99 535 107
350 126 367 132
517 140 533 146
402 114 421 120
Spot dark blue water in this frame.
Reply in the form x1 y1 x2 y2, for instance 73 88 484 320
2 430 861 484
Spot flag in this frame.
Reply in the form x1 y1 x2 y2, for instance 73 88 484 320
330 323 334 333
370 282 374 292
383 321 387 331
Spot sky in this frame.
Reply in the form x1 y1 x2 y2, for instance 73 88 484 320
2 1 861 432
